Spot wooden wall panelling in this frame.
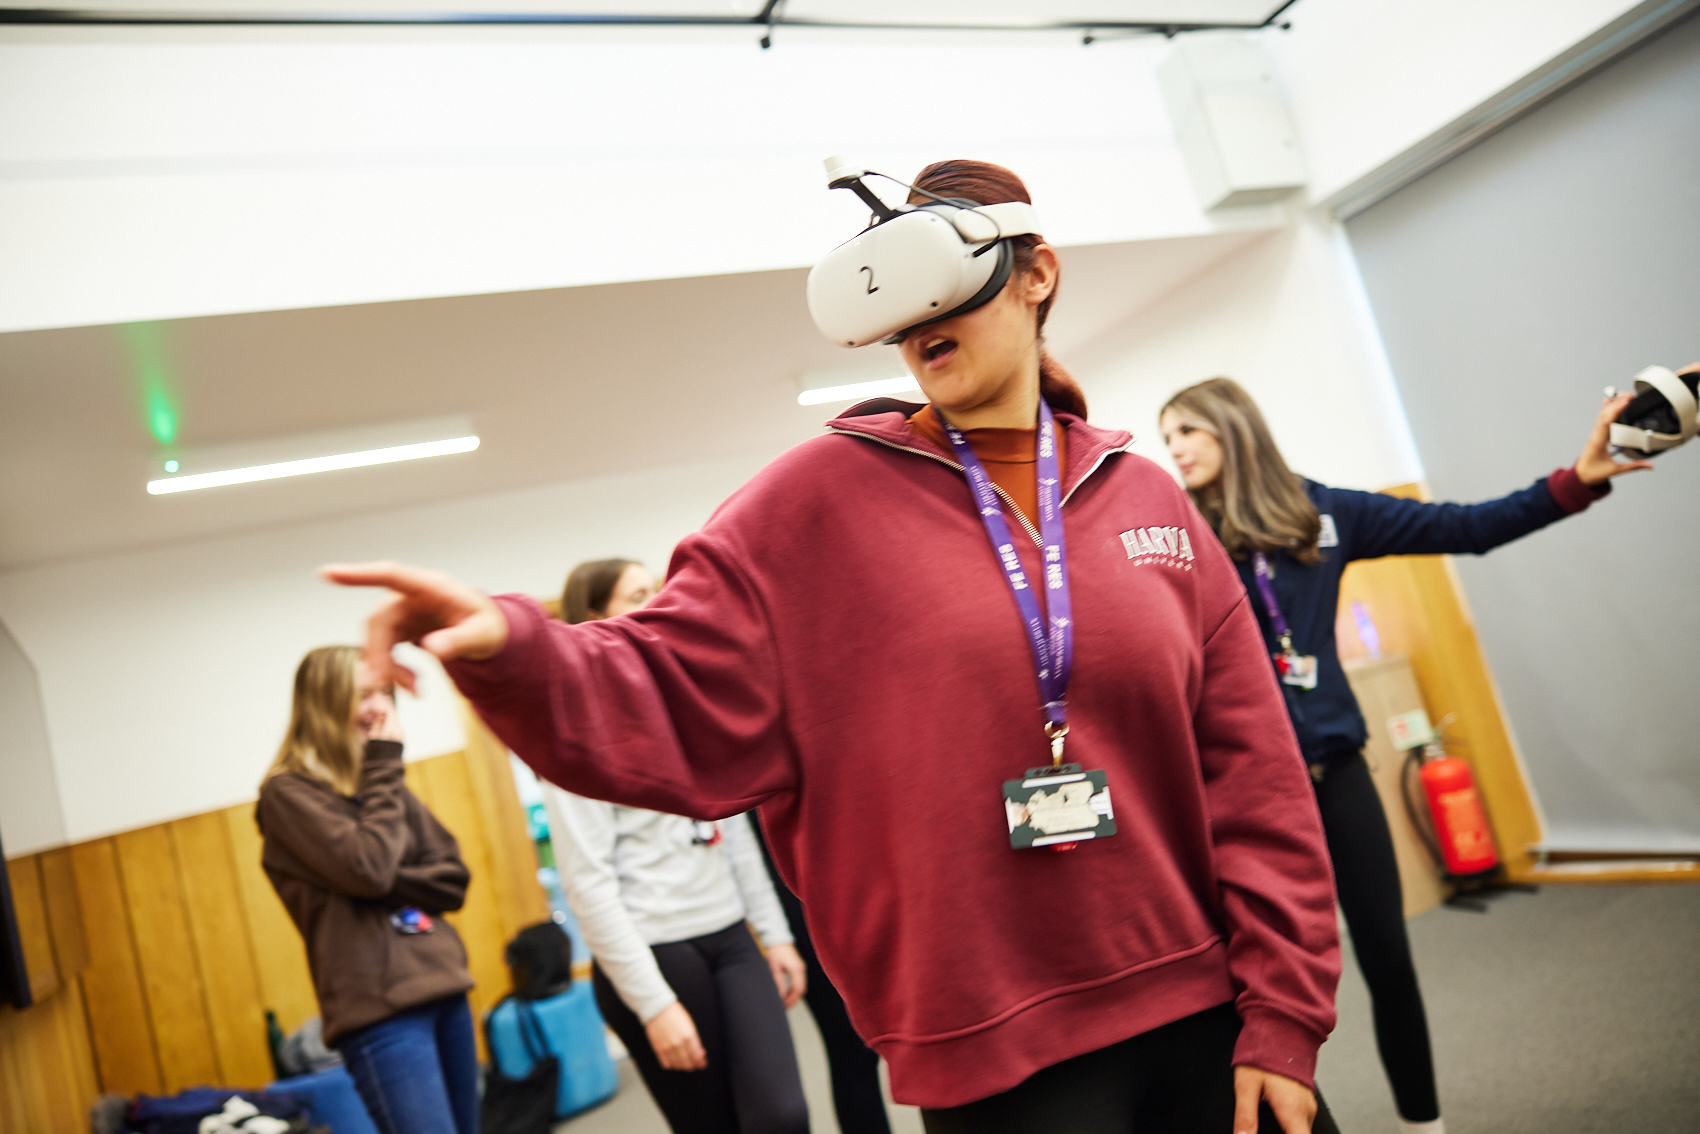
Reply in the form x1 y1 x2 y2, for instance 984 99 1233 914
5 855 60 1002
1336 483 1545 880
0 996 48 1134
69 838 162 1096
113 826 222 1092
0 1003 26 1134
171 812 274 1088
461 704 551 941
39 848 90 985
223 804 318 1037
0 970 95 1134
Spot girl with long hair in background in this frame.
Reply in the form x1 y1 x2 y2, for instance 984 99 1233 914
546 557 812 1134
1159 374 1671 1134
257 645 478 1134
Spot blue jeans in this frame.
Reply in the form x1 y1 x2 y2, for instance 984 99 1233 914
338 994 480 1134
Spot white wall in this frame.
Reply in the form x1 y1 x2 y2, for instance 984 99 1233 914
1074 213 1423 491
0 31 1231 334
1270 0 1646 204
0 449 771 853
0 619 66 855
0 0 1645 334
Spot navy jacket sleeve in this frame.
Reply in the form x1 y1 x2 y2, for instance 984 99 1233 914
1331 470 1606 563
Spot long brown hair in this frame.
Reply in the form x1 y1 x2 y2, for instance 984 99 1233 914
561 558 640 625
265 645 364 795
1161 378 1321 564
908 159 1088 420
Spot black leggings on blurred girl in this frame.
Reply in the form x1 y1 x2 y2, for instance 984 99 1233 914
592 924 809 1134
1314 748 1440 1123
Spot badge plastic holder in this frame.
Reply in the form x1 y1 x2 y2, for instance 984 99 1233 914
1002 763 1116 850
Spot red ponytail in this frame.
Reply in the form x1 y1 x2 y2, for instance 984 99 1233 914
1039 353 1088 419
911 159 1088 421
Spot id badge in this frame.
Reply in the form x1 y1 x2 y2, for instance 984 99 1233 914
1280 652 1319 690
1002 764 1116 849
390 906 435 935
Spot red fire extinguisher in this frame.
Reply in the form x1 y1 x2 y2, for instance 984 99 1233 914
1406 741 1500 877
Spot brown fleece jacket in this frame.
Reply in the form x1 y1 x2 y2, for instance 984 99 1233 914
256 739 474 1044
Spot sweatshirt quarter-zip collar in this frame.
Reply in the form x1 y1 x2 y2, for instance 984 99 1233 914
825 398 1134 545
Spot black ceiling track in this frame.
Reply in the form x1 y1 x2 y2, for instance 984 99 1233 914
0 0 1299 32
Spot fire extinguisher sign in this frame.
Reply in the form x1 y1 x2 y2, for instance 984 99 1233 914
1388 708 1434 751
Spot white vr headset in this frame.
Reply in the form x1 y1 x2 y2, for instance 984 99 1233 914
806 157 1043 348
1609 365 1699 458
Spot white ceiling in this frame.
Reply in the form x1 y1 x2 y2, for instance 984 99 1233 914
14 1 1292 24
0 229 1263 570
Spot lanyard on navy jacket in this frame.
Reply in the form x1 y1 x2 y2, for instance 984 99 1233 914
939 400 1074 762
1250 551 1294 653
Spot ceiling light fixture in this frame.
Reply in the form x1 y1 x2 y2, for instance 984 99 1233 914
147 435 479 495
796 375 921 406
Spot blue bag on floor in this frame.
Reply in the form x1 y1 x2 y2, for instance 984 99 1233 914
486 983 618 1120
269 1066 379 1134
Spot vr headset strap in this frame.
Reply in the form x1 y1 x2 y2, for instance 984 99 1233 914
936 201 1043 245
1609 365 1696 452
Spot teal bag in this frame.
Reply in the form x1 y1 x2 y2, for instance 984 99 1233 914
486 984 618 1119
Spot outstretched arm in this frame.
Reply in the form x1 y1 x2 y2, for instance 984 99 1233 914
324 533 796 818
1340 392 1649 562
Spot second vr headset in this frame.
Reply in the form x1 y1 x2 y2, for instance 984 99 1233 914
1609 364 1699 459
807 157 1043 348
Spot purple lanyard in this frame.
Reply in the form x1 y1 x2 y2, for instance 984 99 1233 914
1250 551 1294 653
939 400 1073 749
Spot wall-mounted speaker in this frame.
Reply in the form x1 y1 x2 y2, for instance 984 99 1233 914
1157 33 1307 210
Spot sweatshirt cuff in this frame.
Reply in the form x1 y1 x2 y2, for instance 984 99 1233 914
442 594 551 701
1547 465 1611 514
1231 1006 1325 1090
358 740 405 789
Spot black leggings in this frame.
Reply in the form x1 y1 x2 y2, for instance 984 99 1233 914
750 821 892 1134
919 1003 1339 1134
592 923 810 1134
1314 749 1440 1122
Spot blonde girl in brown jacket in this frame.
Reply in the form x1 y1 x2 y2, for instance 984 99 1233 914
257 645 477 1134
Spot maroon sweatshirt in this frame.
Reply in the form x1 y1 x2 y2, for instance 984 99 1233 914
447 401 1340 1107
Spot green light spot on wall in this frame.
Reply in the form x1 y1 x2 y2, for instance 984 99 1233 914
148 391 178 445
164 460 179 473
123 322 182 448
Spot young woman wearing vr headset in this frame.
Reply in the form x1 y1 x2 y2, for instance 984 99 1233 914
1159 371 1694 1134
325 161 1342 1134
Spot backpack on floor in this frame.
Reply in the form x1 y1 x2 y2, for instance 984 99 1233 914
480 998 559 1134
485 983 618 1120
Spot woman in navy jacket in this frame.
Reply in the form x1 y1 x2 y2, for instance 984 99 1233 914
1158 375 1663 1134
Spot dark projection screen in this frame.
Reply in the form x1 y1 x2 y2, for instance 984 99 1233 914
1346 15 1700 854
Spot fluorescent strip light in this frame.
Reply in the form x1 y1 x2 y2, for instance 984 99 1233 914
797 376 922 406
147 435 479 495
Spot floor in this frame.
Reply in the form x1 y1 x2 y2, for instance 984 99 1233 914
558 994 924 1134
560 885 1700 1133
1317 884 1700 1133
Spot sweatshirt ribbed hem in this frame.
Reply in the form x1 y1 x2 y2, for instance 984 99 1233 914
874 941 1239 1109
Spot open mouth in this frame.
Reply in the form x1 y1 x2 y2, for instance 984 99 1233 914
921 336 958 366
